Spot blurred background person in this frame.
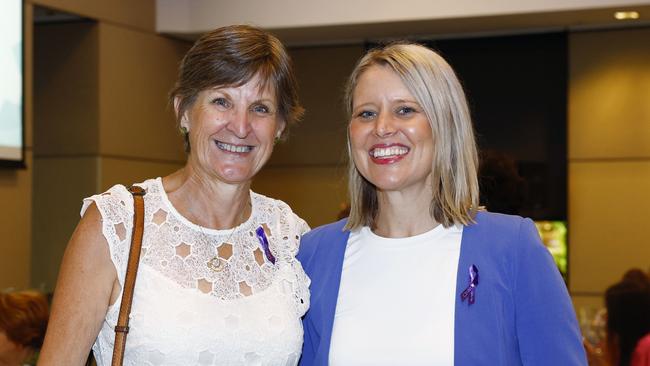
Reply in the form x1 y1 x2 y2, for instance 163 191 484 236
0 290 49 366
478 149 527 215
585 269 650 366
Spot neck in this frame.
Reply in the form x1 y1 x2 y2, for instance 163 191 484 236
163 165 252 230
372 186 439 238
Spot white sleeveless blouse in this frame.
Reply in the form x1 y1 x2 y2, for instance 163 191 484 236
81 178 310 366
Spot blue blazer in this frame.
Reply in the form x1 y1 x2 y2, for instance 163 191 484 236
297 211 587 365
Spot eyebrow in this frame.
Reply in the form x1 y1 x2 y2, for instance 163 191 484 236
253 98 275 104
353 98 419 108
206 88 276 103
391 98 419 104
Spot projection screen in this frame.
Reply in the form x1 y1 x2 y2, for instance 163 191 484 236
0 0 24 167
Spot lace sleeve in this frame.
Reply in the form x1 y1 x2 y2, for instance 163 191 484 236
268 198 311 316
272 199 310 259
80 184 134 287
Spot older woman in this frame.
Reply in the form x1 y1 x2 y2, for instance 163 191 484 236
39 25 310 365
298 43 586 365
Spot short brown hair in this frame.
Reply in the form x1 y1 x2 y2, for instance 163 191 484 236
169 25 304 151
0 290 49 349
344 43 479 230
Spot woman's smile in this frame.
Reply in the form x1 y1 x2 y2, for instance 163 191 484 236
368 143 410 164
215 140 254 154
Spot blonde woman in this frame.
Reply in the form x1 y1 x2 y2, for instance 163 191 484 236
297 43 586 365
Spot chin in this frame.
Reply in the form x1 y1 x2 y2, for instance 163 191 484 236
366 177 406 192
211 167 255 185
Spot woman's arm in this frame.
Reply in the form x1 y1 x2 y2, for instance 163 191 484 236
514 218 588 365
38 203 119 366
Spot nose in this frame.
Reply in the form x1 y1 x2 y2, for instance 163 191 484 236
226 107 252 139
374 112 396 138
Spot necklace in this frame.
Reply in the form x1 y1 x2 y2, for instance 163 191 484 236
204 200 252 272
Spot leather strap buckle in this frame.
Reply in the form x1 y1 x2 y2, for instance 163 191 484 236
114 325 130 334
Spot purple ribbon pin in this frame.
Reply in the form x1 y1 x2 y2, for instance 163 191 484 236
460 264 479 305
255 226 276 264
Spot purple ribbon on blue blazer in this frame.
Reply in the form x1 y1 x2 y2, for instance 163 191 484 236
460 264 479 305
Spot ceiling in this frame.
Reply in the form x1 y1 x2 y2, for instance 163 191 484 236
158 3 650 46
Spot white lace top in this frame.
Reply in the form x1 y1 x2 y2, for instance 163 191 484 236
81 178 310 366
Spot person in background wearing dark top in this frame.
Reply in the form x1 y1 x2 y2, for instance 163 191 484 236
297 42 586 365
478 149 526 215
621 269 650 288
0 290 49 366
602 269 650 366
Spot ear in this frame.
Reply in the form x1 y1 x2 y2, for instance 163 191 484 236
275 119 287 139
174 96 190 130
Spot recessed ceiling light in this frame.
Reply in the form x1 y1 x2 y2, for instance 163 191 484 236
614 11 640 20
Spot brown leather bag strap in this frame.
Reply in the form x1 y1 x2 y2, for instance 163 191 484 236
111 185 146 366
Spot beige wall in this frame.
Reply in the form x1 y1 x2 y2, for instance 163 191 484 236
0 152 33 290
32 0 155 32
568 27 650 310
25 1 189 291
97 22 187 163
30 20 99 289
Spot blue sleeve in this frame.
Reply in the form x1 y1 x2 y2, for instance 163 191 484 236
297 230 319 366
514 218 587 365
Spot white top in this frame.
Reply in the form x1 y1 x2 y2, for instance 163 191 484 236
329 224 463 366
81 178 310 366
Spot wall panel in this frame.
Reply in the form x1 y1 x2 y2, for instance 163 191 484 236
33 22 98 156
569 161 650 293
31 0 155 31
568 28 650 305
98 23 189 163
0 152 32 289
569 28 650 160
31 157 98 291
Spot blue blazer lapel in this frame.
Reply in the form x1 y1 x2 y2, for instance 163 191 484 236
454 216 481 365
312 220 350 365
453 212 518 365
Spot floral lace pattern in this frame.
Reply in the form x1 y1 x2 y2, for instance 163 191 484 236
81 178 310 365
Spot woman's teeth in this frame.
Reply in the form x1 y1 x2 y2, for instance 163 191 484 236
216 141 253 153
370 146 409 158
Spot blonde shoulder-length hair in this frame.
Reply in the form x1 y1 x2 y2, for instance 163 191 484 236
344 43 480 230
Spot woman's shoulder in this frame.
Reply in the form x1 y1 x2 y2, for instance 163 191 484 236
464 211 546 259
251 190 293 212
469 211 538 242
472 210 530 231
80 178 157 218
80 184 130 219
251 191 308 226
297 219 349 263
302 219 349 241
